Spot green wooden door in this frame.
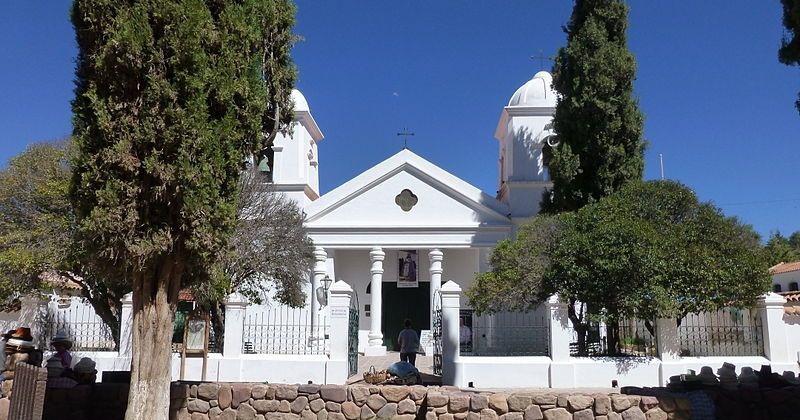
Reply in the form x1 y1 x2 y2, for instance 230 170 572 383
381 282 430 351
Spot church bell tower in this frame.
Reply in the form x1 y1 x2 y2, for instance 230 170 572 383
494 71 556 222
270 89 325 208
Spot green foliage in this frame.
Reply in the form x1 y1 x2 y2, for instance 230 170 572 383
764 231 800 266
780 0 800 112
470 181 771 322
467 216 561 314
543 0 646 213
0 142 73 301
70 0 297 290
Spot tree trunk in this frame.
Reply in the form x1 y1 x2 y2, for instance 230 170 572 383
567 300 587 356
606 319 620 356
210 302 225 353
125 255 183 420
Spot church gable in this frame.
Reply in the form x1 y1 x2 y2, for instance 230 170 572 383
305 150 511 229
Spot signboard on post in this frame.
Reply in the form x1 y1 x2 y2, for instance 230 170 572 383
419 329 432 355
180 309 209 381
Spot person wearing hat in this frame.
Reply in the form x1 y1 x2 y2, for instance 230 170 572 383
72 357 97 385
0 327 41 382
50 332 73 369
45 356 77 389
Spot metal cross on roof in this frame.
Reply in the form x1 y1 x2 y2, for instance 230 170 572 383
397 128 415 149
530 50 554 70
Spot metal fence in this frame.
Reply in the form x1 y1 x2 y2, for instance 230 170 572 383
242 306 329 355
460 310 550 356
570 318 657 357
677 308 763 357
40 305 116 352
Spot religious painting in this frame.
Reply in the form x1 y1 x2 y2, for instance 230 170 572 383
184 317 208 352
397 250 418 288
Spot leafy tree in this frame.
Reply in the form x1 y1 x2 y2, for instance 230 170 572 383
192 167 314 345
543 0 646 213
470 181 770 355
0 141 128 342
0 142 74 303
467 215 561 314
70 1 296 418
780 0 800 112
764 231 800 266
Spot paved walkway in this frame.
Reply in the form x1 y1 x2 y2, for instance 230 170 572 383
348 351 440 385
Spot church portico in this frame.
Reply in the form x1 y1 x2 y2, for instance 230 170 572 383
311 245 485 355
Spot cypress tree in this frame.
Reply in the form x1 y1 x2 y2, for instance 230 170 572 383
780 0 800 113
542 0 646 213
70 1 296 418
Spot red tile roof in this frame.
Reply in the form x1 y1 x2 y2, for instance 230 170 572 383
779 291 800 302
779 291 800 315
179 289 195 301
770 261 800 275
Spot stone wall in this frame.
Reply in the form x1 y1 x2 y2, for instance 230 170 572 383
173 384 691 420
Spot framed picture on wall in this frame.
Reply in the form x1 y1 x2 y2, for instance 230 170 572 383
397 250 418 288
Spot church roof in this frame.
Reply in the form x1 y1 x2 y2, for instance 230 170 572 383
306 149 510 221
304 149 512 247
291 89 310 113
507 71 557 108
771 261 800 275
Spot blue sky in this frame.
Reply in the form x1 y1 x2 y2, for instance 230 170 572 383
1 1 798 238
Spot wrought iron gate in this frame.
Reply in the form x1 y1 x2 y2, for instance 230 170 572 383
432 289 443 376
348 291 360 377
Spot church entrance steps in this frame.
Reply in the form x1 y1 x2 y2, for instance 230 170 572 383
347 351 440 385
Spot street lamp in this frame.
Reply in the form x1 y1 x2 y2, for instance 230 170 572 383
316 275 333 307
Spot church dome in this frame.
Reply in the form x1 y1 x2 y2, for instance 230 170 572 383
507 71 556 107
291 89 310 113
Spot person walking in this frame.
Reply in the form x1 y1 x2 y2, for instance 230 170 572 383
397 319 420 366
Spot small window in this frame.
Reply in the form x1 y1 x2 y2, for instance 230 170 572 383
774 284 783 293
790 282 798 292
365 304 371 317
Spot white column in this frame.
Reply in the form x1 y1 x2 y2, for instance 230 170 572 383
758 293 791 365
365 247 386 356
656 317 684 386
119 292 133 356
441 280 462 386
327 280 353 384
546 294 575 388
312 246 328 333
656 318 680 361
223 292 248 358
429 248 444 330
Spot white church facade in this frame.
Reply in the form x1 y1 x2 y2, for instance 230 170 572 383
19 71 798 388
271 71 558 357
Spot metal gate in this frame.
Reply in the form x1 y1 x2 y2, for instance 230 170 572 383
348 291 360 377
432 289 443 376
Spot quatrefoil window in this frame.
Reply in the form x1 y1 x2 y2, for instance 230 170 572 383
395 189 418 212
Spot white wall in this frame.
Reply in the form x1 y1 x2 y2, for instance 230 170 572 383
457 356 550 388
773 271 800 292
785 314 800 363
